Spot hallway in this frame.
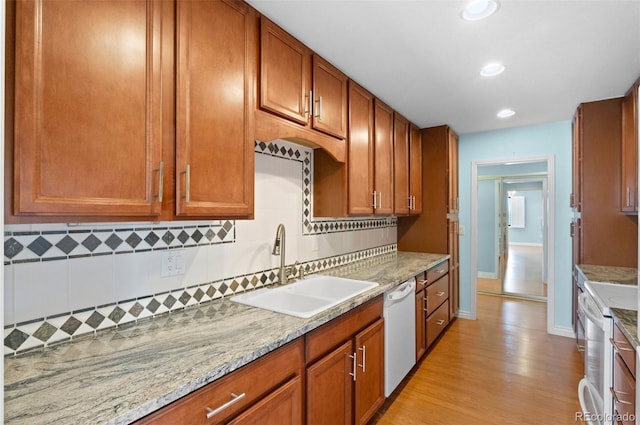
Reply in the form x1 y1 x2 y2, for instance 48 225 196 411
477 244 547 298
372 294 583 424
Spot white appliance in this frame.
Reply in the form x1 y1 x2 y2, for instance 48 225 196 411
578 281 638 425
383 278 416 397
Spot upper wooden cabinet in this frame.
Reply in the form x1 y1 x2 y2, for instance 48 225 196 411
259 16 310 126
175 0 256 217
621 79 639 214
571 108 583 211
409 124 423 214
393 113 410 215
347 81 375 215
13 0 164 217
258 17 348 141
373 100 394 215
9 0 256 222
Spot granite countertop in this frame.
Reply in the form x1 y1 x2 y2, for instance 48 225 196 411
576 264 638 286
611 308 640 348
4 251 448 425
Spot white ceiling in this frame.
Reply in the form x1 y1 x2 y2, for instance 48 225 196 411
246 0 640 135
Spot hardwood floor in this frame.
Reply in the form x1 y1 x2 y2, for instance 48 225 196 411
371 294 583 424
478 245 547 298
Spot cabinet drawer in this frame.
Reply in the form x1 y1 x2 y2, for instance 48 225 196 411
426 300 449 348
415 271 427 292
613 322 636 378
306 296 383 364
427 261 449 284
426 277 448 315
136 338 304 425
612 353 635 423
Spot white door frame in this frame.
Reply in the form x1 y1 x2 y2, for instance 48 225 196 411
470 155 556 334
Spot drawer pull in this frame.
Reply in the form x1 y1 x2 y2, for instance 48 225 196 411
577 344 585 353
436 291 445 297
206 392 246 419
609 337 634 352
610 387 633 405
436 269 445 274
436 319 445 326
156 161 164 202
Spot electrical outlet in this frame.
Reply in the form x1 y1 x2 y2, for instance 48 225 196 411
161 250 185 277
458 225 465 235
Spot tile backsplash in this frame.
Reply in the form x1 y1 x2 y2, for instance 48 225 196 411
3 140 397 355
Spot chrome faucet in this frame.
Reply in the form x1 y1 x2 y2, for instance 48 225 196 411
272 224 287 285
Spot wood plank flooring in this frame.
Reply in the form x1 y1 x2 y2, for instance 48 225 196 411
478 245 547 298
371 294 583 424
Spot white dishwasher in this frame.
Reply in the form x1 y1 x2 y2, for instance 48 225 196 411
383 278 416 397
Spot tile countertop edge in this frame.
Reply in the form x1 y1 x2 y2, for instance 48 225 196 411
5 251 449 425
576 264 639 286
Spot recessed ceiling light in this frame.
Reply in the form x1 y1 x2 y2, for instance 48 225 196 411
462 0 499 21
497 109 515 118
480 62 506 77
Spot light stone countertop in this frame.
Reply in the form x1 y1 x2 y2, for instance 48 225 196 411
4 251 448 425
611 308 639 348
577 264 638 286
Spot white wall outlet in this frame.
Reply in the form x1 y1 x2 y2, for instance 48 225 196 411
161 250 185 277
311 236 319 252
458 225 465 236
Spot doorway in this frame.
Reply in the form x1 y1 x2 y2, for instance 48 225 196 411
476 175 548 300
470 155 556 333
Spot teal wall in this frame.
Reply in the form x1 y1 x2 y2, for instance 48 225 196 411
458 120 573 331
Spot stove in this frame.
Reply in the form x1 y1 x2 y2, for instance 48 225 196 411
584 281 638 316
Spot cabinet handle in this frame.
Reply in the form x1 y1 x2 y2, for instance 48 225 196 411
205 392 246 419
576 344 585 353
358 345 366 373
626 187 631 207
436 319 445 326
407 195 412 210
609 337 634 352
435 268 445 274
372 191 377 209
314 95 323 119
183 164 191 203
349 352 357 381
304 91 312 118
412 195 416 210
610 387 633 405
436 291 445 297
156 161 164 203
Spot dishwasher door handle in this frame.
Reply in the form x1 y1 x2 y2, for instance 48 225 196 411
387 280 415 302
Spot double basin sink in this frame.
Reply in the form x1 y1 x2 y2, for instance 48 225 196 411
231 275 379 318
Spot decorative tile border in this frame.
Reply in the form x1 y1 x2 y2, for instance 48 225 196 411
254 140 398 234
4 221 235 265
4 243 397 355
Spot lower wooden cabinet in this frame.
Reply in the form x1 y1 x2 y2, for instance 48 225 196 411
611 322 636 425
134 338 304 425
416 260 451 361
306 296 385 425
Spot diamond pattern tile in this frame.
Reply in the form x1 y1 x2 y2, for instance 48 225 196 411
82 235 102 252
33 322 57 342
60 317 82 335
5 238 24 259
126 233 142 249
5 328 29 351
27 236 53 256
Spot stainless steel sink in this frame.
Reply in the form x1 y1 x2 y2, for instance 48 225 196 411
230 275 378 318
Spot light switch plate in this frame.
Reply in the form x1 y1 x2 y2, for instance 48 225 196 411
161 250 185 277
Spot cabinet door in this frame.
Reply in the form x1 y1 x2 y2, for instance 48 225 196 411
312 55 348 139
228 376 303 425
348 81 375 215
393 113 410 215
176 0 255 217
448 220 460 318
621 84 638 213
14 0 164 216
373 100 394 215
571 108 583 211
409 124 423 214
259 16 310 126
447 128 459 213
306 340 353 425
354 319 385 425
415 289 426 361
